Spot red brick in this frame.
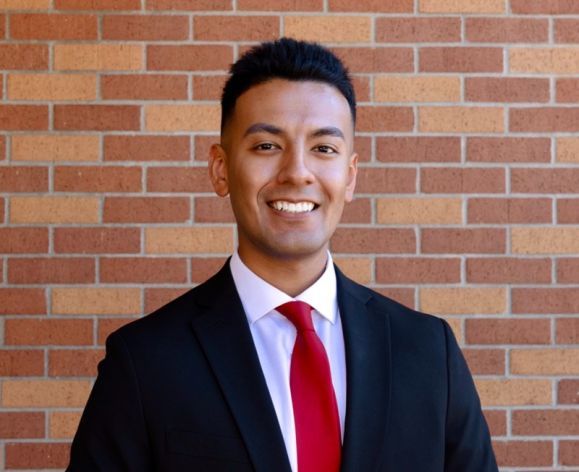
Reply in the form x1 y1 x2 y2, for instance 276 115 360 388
144 288 190 313
194 135 219 162
0 228 48 254
0 289 46 315
558 258 579 283
5 319 93 345
192 75 226 101
557 78 579 102
102 74 188 100
194 15 278 41
194 196 235 223
54 166 141 193
463 349 505 375
101 257 187 283
376 257 460 284
190 257 228 284
97 317 137 344
147 45 232 71
8 258 94 284
469 198 552 224
147 0 231 9
5 443 70 469
421 168 504 194
560 440 579 466
147 166 213 192
239 0 320 9
512 169 579 193
556 19 579 43
377 137 460 163
329 0 411 12
467 257 551 284
492 441 553 467
352 137 371 163
0 44 48 70
466 319 551 345
103 197 190 223
10 14 97 40
422 229 506 254
0 14 4 39
49 349 104 376
331 228 416 254
352 76 370 103
376 17 460 42
558 380 579 404
466 18 548 43
513 288 579 314
357 106 413 132
559 199 579 223
0 105 48 130
54 105 140 131
103 14 188 40
511 107 579 132
54 228 140 254
512 0 579 14
420 48 503 72
0 412 44 439
56 0 141 9
467 137 551 163
557 318 579 344
514 410 579 435
466 78 549 103
341 198 371 224
0 135 5 160
356 167 415 193
0 166 48 192
483 410 507 436
373 288 415 308
0 350 44 376
105 135 190 162
333 47 413 73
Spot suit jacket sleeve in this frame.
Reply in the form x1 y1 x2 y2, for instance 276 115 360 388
442 319 498 472
67 331 154 472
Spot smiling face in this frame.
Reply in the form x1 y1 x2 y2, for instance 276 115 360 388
210 79 357 273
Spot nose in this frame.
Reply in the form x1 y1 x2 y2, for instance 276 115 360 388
277 144 315 186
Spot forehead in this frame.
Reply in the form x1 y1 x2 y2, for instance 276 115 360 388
228 79 354 136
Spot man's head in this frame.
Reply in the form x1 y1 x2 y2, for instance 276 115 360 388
220 37 356 134
210 38 358 283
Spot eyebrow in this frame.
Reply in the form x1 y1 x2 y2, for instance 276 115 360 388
243 123 283 137
243 123 345 140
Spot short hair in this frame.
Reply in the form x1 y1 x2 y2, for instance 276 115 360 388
220 37 356 132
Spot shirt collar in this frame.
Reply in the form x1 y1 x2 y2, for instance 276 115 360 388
229 250 338 325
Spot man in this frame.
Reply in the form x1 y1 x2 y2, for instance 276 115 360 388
67 38 498 471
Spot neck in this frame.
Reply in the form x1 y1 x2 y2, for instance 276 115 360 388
237 249 328 298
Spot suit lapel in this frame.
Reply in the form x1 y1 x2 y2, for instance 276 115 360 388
336 268 392 472
190 263 292 472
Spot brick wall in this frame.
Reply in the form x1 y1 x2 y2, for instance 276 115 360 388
0 0 578 470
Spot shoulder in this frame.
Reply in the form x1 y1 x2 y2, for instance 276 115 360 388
336 266 451 343
112 260 233 345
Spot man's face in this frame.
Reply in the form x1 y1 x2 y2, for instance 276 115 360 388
210 79 357 267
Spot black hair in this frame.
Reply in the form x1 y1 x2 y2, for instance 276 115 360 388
220 37 356 131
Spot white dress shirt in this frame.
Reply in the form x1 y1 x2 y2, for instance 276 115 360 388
229 251 347 472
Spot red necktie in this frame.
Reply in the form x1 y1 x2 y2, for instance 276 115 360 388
277 301 341 472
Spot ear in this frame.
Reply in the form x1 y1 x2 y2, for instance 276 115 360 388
209 143 229 197
344 152 358 203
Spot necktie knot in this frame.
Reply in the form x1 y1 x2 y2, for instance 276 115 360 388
277 301 314 332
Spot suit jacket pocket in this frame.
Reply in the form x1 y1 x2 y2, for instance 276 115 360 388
166 429 250 464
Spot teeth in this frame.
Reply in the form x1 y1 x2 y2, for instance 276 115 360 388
271 201 315 213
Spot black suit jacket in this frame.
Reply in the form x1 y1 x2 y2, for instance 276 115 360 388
67 261 498 471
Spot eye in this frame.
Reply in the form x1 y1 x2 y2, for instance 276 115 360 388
253 142 279 152
313 145 337 154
